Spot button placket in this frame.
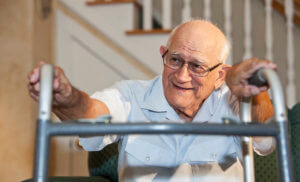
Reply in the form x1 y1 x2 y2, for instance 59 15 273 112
211 153 217 160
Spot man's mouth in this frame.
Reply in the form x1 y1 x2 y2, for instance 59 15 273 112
172 83 193 91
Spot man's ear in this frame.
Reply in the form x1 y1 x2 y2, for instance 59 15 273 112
214 64 232 90
160 45 167 57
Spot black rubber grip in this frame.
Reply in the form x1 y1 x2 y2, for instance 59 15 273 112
247 69 267 87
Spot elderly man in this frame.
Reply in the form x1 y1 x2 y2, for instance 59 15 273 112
28 20 276 181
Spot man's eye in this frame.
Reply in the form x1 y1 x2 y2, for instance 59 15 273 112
191 63 203 69
170 58 181 64
190 63 205 71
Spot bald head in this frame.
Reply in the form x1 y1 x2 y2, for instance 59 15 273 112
167 20 230 63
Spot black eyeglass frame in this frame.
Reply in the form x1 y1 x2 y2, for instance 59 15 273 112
162 49 222 77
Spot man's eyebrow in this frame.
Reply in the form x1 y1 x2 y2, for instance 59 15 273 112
170 52 206 65
170 52 181 56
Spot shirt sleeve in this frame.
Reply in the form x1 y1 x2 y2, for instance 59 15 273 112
79 81 132 151
90 86 131 122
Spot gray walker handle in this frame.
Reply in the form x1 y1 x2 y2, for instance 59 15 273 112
255 69 292 182
241 68 294 182
240 97 254 182
38 64 54 121
34 64 54 182
241 69 262 182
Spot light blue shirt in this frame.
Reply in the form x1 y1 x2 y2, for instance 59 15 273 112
80 75 243 182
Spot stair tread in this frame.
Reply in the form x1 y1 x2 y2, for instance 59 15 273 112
86 0 141 9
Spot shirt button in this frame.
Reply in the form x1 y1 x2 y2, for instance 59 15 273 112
146 156 150 161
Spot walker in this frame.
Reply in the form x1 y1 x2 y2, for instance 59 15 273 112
33 64 295 182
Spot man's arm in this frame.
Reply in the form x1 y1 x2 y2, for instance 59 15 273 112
226 58 276 155
28 63 109 120
52 87 109 120
252 91 274 122
225 58 276 122
251 91 276 155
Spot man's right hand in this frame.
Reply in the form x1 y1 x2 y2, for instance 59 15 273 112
28 62 110 120
27 62 74 108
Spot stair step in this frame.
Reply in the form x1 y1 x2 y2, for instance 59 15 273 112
86 0 141 9
86 0 168 30
126 29 171 35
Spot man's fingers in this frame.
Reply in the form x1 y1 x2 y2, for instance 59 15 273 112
28 83 39 101
53 67 71 95
53 78 59 90
33 82 40 92
39 61 46 66
54 66 59 77
27 63 73 107
28 82 39 94
249 86 261 96
232 85 265 97
28 67 39 83
245 59 276 77
28 62 48 84
30 92 39 101
227 58 277 97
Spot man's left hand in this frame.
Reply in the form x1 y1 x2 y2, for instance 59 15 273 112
225 57 277 97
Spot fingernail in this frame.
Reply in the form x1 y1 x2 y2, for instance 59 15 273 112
53 79 58 89
30 75 35 82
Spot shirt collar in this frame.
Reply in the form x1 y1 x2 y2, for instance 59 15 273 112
141 75 224 122
193 85 225 123
140 75 170 113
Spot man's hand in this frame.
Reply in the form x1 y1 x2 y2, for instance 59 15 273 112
27 62 109 120
226 58 277 155
27 62 74 108
225 58 277 97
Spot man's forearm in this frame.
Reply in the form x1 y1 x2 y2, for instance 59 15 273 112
251 91 274 122
52 87 89 120
53 87 109 121
251 91 276 155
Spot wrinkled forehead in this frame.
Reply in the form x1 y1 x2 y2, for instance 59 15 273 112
168 36 223 65
167 21 227 64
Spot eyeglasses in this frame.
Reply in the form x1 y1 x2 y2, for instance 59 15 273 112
162 49 222 77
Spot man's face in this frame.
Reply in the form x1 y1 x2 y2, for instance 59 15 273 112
161 29 223 112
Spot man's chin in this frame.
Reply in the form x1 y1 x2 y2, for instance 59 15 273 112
168 99 191 110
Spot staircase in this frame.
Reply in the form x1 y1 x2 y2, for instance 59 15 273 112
55 0 171 80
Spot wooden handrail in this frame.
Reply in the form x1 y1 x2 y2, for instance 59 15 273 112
272 0 300 27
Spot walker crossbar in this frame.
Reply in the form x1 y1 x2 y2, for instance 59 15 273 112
33 64 295 182
44 122 278 136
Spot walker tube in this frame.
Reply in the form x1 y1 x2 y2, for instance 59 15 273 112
260 69 295 182
33 64 54 182
240 97 255 182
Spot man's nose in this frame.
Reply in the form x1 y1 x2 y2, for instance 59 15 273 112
175 64 192 83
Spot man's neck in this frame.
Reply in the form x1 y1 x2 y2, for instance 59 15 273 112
174 100 204 122
175 109 193 122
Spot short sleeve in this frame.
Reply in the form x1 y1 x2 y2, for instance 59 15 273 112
79 81 132 151
91 81 132 122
